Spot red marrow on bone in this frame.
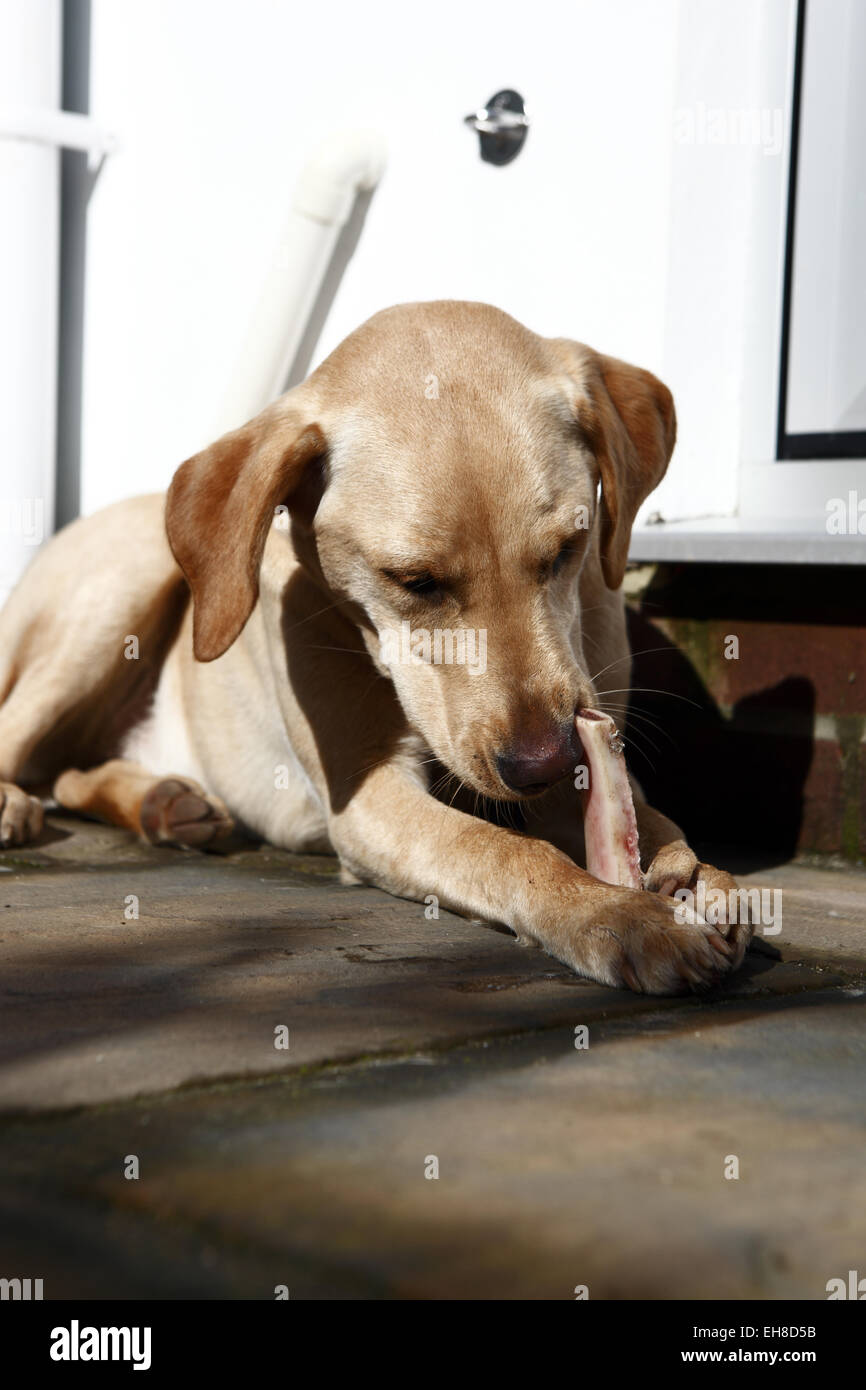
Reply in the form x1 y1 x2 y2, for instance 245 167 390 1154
575 709 643 891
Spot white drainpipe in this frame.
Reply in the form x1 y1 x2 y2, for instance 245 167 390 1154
0 0 62 604
212 130 387 435
0 5 381 603
0 0 113 603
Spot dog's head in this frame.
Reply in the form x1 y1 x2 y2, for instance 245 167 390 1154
166 302 674 800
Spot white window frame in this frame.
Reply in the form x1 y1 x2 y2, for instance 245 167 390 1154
631 0 866 565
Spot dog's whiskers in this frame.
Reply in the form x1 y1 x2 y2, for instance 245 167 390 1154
307 645 373 657
283 597 353 635
587 646 678 686
596 685 703 709
596 701 675 746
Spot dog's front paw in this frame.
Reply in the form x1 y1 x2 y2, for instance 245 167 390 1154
644 840 753 969
588 889 734 994
538 887 733 995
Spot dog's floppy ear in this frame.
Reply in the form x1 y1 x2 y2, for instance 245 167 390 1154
165 399 327 662
587 353 676 590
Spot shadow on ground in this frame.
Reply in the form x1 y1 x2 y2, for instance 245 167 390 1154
0 816 864 1298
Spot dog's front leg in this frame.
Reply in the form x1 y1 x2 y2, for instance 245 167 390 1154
330 764 733 995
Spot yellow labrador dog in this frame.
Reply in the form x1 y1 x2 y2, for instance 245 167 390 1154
0 302 750 993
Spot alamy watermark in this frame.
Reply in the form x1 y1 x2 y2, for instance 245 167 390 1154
380 620 487 676
0 497 44 546
674 103 783 157
673 883 782 935
826 491 866 535
827 1269 866 1299
50 1321 151 1370
0 1276 43 1300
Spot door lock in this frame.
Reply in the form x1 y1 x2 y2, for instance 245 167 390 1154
463 89 529 166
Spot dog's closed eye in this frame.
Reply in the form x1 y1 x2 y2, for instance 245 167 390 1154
541 541 578 582
551 543 574 576
382 569 445 603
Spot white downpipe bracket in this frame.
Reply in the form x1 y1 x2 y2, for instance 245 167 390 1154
0 106 117 165
0 1 117 604
291 131 386 225
213 130 387 435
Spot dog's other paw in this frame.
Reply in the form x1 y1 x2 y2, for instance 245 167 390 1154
690 862 754 969
139 777 234 849
0 782 44 847
643 838 697 896
644 840 753 969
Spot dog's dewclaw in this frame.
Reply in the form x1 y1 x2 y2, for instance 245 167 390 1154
575 708 643 890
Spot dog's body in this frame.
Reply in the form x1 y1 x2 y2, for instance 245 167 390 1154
0 302 749 992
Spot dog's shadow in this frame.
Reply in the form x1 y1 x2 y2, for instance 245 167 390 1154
625 606 815 873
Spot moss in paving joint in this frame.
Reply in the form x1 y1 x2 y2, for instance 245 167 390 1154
2 962 864 1131
0 996 709 1127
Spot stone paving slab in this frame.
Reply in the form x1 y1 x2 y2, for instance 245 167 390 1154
0 991 864 1298
0 815 864 1299
0 817 863 1112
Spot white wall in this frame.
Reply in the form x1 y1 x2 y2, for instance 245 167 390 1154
70 1 831 540
81 0 677 514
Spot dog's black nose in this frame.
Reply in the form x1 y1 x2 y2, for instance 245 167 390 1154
496 720 581 795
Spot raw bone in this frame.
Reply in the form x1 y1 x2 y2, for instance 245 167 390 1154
575 709 643 891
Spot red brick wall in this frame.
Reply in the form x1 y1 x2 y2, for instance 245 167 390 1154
624 564 865 864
